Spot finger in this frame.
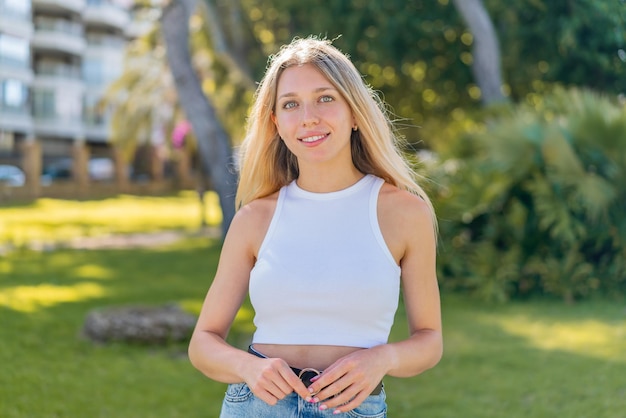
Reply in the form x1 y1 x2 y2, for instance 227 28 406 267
248 382 281 406
327 389 370 414
278 367 310 400
264 380 292 401
312 379 354 405
257 390 279 406
250 367 292 402
306 369 345 399
319 383 372 413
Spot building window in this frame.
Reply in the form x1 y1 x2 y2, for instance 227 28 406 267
0 79 29 114
83 54 123 86
33 87 82 121
0 0 31 20
34 16 83 37
83 58 104 85
33 89 56 118
0 33 30 69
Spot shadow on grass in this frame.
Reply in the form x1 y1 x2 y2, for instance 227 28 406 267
1 241 625 418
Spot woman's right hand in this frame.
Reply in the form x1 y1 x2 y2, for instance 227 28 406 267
243 356 312 405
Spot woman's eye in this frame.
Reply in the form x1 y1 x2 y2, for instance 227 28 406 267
320 95 334 103
282 101 297 110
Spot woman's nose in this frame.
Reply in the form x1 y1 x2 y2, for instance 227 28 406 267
301 103 319 126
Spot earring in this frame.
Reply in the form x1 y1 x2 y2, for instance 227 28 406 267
352 125 358 131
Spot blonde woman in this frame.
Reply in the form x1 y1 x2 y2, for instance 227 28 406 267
188 37 442 417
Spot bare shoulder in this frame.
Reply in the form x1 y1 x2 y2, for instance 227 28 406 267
378 183 434 228
377 183 436 263
227 191 280 256
235 191 279 226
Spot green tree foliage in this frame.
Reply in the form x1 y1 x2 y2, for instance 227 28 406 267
486 0 626 100
238 0 625 148
241 0 472 143
120 0 624 151
427 88 626 302
100 26 177 161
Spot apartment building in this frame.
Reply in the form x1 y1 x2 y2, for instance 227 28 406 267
0 0 130 183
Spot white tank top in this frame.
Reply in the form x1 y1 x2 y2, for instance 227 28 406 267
249 174 401 348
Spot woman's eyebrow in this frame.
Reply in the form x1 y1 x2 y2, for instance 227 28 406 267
277 87 337 100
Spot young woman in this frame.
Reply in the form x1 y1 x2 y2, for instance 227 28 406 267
188 37 442 417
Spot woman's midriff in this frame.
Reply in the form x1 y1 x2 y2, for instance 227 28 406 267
252 344 364 370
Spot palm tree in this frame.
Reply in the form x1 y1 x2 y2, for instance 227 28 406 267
161 0 238 236
101 26 177 164
105 0 256 236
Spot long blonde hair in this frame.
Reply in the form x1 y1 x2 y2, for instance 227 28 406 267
236 37 435 225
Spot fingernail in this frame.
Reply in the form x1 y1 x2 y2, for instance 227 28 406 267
319 405 328 411
305 396 312 403
310 375 320 382
333 410 342 415
308 387 315 393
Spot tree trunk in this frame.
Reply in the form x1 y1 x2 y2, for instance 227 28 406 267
161 0 237 237
452 0 505 105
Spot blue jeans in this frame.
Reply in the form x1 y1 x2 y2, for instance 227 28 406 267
219 382 387 417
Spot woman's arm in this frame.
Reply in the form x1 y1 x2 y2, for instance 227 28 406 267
382 188 443 377
187 199 311 404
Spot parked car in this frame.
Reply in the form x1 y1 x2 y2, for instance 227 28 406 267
42 157 115 182
0 164 25 187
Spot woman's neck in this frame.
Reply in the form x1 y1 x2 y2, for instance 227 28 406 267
295 164 364 193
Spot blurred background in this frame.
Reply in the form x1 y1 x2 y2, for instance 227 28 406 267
3 0 625 300
1 0 625 417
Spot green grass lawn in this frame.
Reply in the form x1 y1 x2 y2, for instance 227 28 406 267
0 192 222 247
1 195 625 417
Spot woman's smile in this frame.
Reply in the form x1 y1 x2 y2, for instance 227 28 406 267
299 132 329 144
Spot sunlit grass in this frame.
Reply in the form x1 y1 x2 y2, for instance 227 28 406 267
72 263 116 280
0 191 222 246
485 314 624 361
0 282 107 313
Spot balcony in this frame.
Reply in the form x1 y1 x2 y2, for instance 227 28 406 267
84 33 126 62
32 0 85 15
0 11 34 39
32 18 85 56
33 115 84 139
85 33 126 49
0 59 35 84
0 108 33 134
32 83 85 139
83 1 129 29
83 123 109 143
34 62 83 87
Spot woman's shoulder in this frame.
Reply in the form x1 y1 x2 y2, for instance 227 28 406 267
227 191 281 252
234 191 280 227
378 182 435 238
379 182 432 217
377 182 436 263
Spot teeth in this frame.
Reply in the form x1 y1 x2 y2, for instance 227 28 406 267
301 134 326 143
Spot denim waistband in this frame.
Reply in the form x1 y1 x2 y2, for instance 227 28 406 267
247 345 382 395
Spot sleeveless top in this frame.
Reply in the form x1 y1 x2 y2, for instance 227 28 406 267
249 174 401 348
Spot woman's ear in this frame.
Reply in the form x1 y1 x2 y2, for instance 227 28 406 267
271 111 277 126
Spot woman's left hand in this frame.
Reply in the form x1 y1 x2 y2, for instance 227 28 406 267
305 346 392 414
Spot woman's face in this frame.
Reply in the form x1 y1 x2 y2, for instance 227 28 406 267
272 63 355 170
